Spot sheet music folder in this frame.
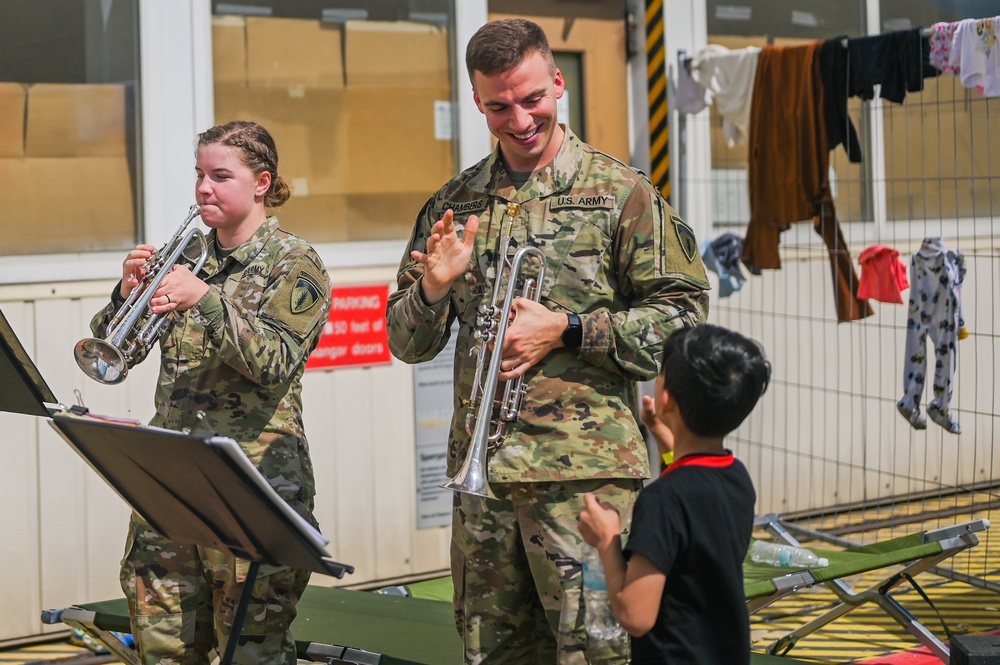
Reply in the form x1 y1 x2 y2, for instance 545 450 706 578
50 412 353 579
0 308 59 417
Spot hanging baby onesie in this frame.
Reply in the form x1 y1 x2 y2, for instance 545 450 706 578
858 245 909 304
897 238 966 434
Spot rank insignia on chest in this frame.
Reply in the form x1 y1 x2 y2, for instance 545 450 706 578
672 215 699 263
291 272 323 313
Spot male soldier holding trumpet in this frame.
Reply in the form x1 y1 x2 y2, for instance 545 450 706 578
386 18 709 665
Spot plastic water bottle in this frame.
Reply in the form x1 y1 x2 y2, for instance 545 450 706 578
750 540 829 568
581 544 624 641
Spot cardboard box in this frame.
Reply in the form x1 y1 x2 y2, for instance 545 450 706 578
0 83 26 157
344 21 449 88
25 83 127 157
246 17 344 90
344 192 426 241
213 15 247 87
278 193 348 243
275 193 427 244
344 86 454 195
0 157 135 255
214 85 349 196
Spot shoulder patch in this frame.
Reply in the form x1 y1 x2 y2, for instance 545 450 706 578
672 215 699 263
291 271 323 314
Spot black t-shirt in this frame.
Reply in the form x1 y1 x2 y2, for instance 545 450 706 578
624 451 756 665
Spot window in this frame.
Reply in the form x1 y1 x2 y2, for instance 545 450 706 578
0 0 140 256
211 0 456 243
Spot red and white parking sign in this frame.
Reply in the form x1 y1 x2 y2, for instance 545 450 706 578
306 284 392 370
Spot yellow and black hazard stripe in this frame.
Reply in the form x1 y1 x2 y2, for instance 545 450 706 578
645 0 669 202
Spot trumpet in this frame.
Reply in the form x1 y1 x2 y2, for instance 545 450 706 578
441 202 546 499
74 204 208 384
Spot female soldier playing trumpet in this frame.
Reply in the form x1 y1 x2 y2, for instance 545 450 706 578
88 120 331 665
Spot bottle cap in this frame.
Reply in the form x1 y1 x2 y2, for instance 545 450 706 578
817 557 829 567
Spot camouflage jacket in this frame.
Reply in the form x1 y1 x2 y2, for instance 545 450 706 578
387 128 710 483
90 217 331 506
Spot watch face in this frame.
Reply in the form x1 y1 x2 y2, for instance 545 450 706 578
563 314 582 348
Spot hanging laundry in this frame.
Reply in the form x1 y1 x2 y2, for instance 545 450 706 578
701 234 746 298
675 53 713 115
948 16 1000 97
897 238 966 435
689 44 761 146
929 21 961 75
819 37 863 163
847 28 941 103
742 40 872 322
857 245 909 304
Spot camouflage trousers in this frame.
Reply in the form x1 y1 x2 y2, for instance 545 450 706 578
119 514 311 665
451 478 640 665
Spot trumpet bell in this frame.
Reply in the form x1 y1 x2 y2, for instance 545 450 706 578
74 337 129 385
441 459 497 499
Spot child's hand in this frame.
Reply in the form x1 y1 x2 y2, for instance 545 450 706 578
579 493 622 550
641 395 674 453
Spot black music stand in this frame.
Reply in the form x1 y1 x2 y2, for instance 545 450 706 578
1 307 354 664
0 308 61 417
50 412 354 665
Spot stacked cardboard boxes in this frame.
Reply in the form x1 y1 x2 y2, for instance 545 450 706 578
212 15 453 243
0 82 135 255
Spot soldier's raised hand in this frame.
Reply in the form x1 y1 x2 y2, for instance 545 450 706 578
412 209 480 304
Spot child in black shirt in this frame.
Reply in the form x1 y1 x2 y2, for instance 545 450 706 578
579 324 771 664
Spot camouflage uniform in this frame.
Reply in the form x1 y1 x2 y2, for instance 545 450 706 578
387 128 710 664
90 217 331 665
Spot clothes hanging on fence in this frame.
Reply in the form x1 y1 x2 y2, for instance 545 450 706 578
743 40 873 322
701 234 746 297
949 16 1000 97
846 28 941 103
689 44 761 146
897 237 966 435
819 37 863 162
929 22 961 75
675 53 713 115
857 245 909 304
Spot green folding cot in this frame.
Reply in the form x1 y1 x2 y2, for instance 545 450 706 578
44 514 987 665
746 514 990 662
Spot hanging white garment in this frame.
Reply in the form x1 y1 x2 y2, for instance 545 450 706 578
948 16 1000 97
689 44 762 146
675 54 713 114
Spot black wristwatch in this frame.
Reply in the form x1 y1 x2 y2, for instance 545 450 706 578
562 313 583 349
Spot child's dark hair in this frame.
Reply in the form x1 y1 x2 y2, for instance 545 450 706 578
660 324 771 438
196 120 290 208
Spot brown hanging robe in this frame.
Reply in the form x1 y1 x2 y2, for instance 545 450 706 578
742 40 872 322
